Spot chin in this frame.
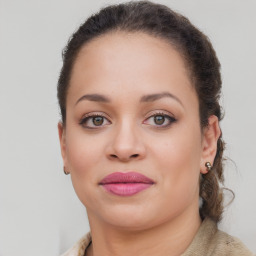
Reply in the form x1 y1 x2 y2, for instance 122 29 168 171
87 202 176 232
105 214 156 231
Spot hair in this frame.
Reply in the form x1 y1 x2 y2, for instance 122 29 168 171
57 1 226 223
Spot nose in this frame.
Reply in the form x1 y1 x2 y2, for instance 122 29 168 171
106 121 146 162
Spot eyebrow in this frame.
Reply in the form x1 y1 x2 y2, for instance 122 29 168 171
75 94 110 105
75 91 183 107
140 92 183 107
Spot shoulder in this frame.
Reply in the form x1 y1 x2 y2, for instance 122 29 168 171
183 218 254 256
211 229 253 256
60 233 91 256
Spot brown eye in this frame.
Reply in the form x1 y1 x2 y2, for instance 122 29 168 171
93 116 104 126
79 114 111 129
143 112 177 128
154 115 165 125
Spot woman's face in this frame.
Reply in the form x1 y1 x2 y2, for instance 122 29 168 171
59 32 216 230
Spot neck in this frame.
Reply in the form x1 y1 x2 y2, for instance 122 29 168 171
86 209 201 256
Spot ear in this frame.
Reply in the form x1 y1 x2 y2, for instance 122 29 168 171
200 115 221 174
58 122 67 167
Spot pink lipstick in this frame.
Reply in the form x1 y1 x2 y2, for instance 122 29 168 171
99 172 154 196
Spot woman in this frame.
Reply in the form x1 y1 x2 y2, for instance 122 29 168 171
57 1 253 255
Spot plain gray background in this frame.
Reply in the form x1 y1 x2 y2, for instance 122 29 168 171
0 0 255 255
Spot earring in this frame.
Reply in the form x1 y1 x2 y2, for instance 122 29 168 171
63 167 69 175
205 162 212 172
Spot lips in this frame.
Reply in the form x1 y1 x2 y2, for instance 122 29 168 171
99 172 154 196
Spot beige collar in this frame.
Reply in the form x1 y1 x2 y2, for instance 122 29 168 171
61 218 253 256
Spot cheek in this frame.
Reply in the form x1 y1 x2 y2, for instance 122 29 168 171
150 124 202 197
153 125 201 166
65 129 103 179
65 129 105 207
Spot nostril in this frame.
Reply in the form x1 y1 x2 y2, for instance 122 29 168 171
109 153 140 160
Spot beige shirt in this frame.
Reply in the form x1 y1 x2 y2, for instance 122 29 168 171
60 218 254 256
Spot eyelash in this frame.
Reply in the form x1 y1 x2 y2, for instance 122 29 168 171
143 111 177 128
79 111 177 129
79 113 111 129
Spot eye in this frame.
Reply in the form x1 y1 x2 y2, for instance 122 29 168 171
154 115 166 125
79 114 111 129
143 112 176 128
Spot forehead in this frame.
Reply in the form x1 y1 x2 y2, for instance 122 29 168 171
68 31 197 107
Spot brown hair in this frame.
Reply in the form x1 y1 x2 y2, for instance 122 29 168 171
57 1 226 222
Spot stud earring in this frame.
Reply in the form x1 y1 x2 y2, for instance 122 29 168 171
63 167 69 175
205 162 212 172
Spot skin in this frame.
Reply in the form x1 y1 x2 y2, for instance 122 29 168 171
58 32 220 256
